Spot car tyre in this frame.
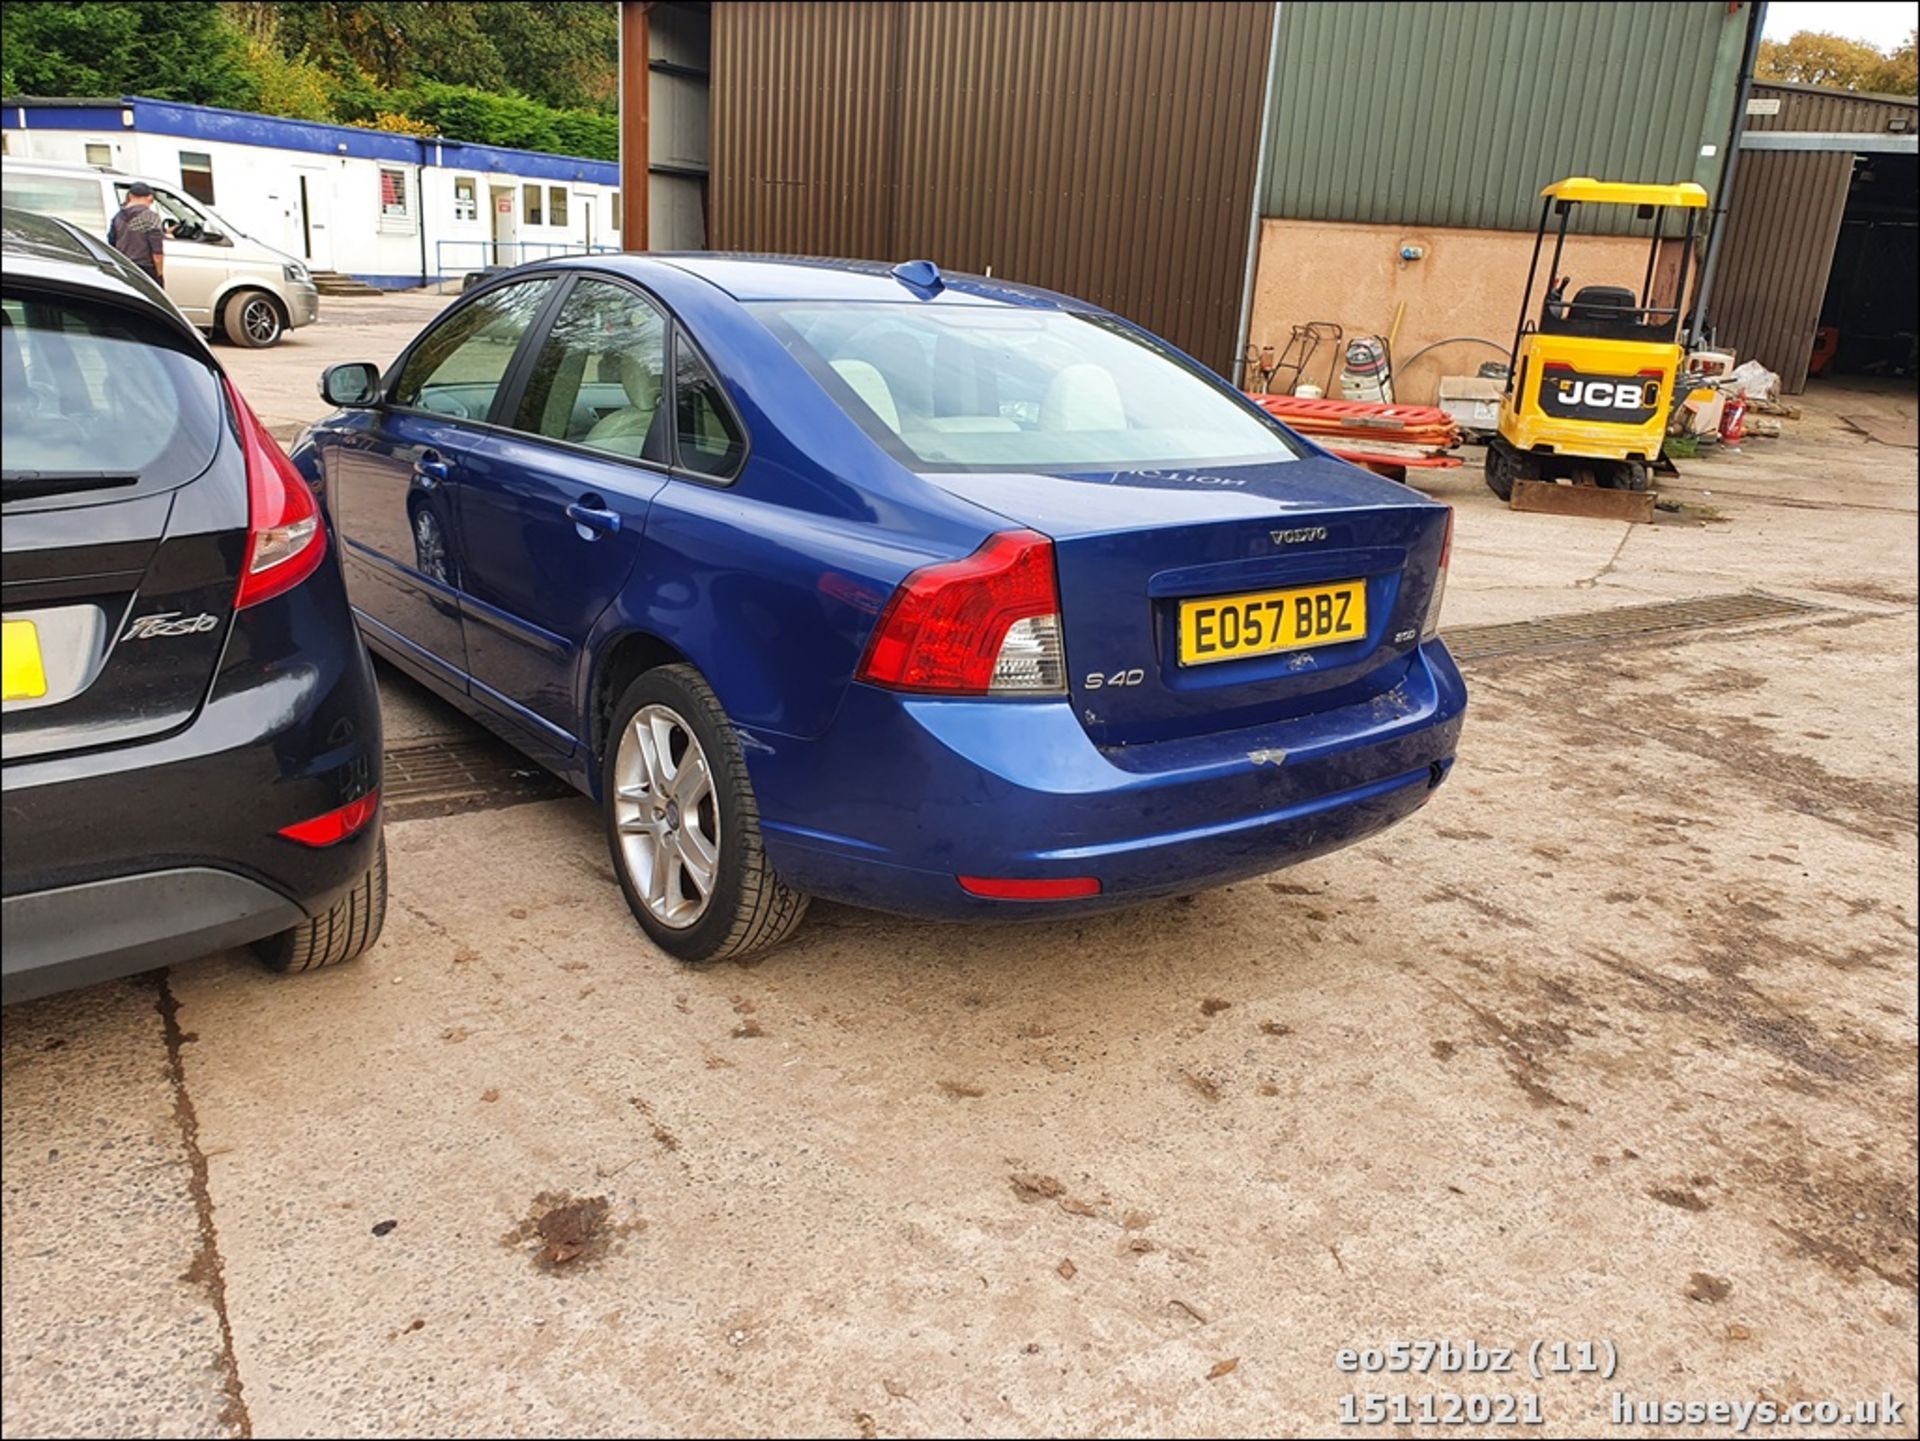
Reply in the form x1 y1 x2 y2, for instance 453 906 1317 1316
253 836 388 972
603 664 809 964
222 289 286 348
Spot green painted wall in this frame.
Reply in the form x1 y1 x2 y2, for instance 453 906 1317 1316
1260 1 1752 233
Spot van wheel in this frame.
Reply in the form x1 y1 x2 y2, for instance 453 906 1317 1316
223 289 286 348
602 665 809 964
253 838 388 972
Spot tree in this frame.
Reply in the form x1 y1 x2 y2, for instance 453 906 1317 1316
225 4 334 121
1869 29 1918 96
1757 28 1918 96
2 1 257 108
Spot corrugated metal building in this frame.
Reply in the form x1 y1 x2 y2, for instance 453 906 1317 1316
635 1 1759 394
1246 0 1752 402
1711 82 1919 393
1260 1 1747 235
707 1 1275 374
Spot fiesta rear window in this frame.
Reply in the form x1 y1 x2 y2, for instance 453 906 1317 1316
1 288 224 498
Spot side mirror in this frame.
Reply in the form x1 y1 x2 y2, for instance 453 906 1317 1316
200 228 228 246
320 362 382 408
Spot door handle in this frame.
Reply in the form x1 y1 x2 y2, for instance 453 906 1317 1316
413 452 450 485
566 501 622 537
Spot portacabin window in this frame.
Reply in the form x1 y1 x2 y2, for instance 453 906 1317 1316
452 176 478 223
378 166 414 233
179 150 215 204
548 186 569 227
523 183 543 226
84 142 113 167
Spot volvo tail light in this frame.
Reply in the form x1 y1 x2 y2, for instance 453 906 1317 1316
1421 508 1453 641
857 530 1066 695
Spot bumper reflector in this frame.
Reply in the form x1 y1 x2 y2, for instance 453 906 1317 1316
279 789 379 847
957 874 1101 901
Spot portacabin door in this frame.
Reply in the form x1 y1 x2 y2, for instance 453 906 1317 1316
453 276 672 750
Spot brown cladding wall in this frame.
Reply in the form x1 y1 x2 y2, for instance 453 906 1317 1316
709 1 1275 374
1712 83 1919 392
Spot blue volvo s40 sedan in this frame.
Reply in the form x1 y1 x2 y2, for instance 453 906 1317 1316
294 256 1466 962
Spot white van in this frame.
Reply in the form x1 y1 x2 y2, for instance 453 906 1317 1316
1 158 320 347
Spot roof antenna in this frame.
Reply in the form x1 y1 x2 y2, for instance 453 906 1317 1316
889 259 944 296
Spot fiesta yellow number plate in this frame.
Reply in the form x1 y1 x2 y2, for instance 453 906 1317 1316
1178 580 1367 666
2 619 49 702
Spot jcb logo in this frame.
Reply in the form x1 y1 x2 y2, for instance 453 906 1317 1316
1539 367 1661 422
1555 378 1659 410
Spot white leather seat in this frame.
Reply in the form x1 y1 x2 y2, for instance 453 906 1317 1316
919 415 1020 433
582 351 663 457
830 359 901 432
1041 363 1127 431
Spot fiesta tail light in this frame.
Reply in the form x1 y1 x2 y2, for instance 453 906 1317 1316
957 875 1101 901
857 530 1066 695
226 377 326 610
1421 507 1453 641
278 789 379 847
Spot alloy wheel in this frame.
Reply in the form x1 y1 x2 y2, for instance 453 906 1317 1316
243 296 281 345
612 703 719 929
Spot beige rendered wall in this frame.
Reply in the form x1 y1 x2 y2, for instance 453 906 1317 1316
1245 218 1690 407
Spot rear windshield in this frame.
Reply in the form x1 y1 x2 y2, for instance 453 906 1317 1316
751 301 1304 473
2 288 224 498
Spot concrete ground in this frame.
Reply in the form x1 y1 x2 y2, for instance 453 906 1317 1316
229 290 456 440
4 305 1916 1438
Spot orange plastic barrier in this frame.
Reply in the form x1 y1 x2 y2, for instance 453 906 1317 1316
1246 393 1462 465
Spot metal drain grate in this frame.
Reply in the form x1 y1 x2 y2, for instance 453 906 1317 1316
383 735 571 822
1445 591 1827 663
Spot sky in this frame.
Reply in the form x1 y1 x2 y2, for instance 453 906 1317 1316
1761 1 1916 50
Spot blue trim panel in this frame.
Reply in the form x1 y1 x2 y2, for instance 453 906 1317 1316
5 96 619 185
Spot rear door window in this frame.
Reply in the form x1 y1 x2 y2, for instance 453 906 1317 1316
512 278 669 461
389 279 555 424
1 289 224 501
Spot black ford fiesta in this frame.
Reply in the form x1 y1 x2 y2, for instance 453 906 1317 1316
1 209 385 1004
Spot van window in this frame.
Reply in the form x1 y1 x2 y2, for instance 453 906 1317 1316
1 173 107 234
113 183 216 242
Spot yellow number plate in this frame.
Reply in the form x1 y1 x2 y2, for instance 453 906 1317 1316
1178 580 1367 666
2 619 49 702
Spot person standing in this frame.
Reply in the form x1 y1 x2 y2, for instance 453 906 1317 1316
107 182 166 288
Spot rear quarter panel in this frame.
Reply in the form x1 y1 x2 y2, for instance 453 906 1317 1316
576 272 1004 781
